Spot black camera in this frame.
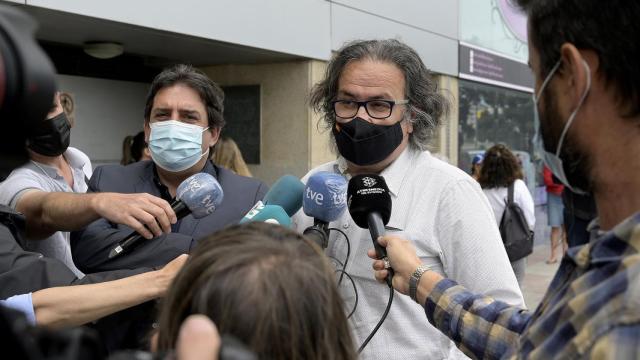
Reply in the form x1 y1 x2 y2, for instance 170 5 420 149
0 5 56 178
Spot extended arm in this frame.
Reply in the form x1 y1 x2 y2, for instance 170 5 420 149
16 190 177 240
32 254 187 328
370 236 532 360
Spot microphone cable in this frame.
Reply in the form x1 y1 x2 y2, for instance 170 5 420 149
334 269 358 319
328 227 351 286
357 284 394 354
326 227 358 319
325 225 394 349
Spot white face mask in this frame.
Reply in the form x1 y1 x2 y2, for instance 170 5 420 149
149 120 210 172
532 58 591 195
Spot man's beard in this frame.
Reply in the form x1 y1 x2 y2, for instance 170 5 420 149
540 90 594 193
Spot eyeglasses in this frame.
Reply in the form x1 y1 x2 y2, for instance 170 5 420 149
331 99 409 119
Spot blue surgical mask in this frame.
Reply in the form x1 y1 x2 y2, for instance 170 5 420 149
149 120 210 172
532 59 591 194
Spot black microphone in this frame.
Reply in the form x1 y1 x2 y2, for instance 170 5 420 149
108 173 224 259
347 174 393 286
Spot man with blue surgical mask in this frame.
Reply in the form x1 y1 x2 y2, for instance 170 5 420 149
71 65 268 272
367 1 640 359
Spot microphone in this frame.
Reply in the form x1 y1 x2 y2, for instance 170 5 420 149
262 174 305 216
302 171 347 248
108 173 224 259
239 204 292 227
347 174 393 286
240 174 305 222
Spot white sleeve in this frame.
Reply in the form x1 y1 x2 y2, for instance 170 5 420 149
514 179 536 230
434 178 525 306
1 293 35 325
0 170 45 208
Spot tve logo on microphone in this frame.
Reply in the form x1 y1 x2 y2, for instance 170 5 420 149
304 172 347 207
306 187 325 205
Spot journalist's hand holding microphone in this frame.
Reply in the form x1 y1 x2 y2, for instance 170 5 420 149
368 235 443 305
92 192 177 239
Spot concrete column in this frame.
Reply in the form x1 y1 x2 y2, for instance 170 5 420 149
201 60 333 184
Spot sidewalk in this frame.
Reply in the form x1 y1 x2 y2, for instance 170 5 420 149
521 244 560 309
521 205 561 309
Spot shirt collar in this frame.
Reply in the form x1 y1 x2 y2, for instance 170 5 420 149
30 148 83 179
334 146 415 198
63 148 87 170
567 212 640 268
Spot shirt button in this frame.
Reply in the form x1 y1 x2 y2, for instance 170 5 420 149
342 222 349 229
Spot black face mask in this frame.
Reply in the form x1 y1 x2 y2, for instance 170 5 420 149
333 117 403 166
27 112 71 156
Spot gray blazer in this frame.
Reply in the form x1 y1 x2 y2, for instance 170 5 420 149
71 160 268 273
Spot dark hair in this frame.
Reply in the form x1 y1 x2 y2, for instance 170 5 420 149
156 222 356 360
144 64 225 128
310 39 449 151
516 0 640 116
121 131 147 165
478 144 523 189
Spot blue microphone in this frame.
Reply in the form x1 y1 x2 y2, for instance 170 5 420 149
108 173 224 259
239 204 292 227
263 175 305 217
302 171 347 248
240 174 305 224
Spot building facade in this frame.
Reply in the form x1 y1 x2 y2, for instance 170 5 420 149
3 0 534 185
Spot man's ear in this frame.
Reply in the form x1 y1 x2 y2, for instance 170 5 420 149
143 121 150 143
403 111 414 134
208 127 221 147
559 44 595 108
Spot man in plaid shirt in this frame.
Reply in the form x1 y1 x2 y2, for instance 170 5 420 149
370 0 640 359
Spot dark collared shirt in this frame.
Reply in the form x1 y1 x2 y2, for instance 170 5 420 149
425 212 640 359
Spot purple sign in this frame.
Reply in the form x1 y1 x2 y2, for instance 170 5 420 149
497 0 528 43
459 43 534 92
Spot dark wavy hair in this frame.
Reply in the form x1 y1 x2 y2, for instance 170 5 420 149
477 144 523 189
156 222 356 360
144 64 225 129
310 39 449 151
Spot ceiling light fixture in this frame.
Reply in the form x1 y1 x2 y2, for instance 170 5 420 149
83 41 124 59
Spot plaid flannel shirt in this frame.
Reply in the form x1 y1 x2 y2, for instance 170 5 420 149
425 212 640 359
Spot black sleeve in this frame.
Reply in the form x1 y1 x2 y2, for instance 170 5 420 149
71 222 194 273
72 166 195 273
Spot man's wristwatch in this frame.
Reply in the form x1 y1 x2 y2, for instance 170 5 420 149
409 264 431 303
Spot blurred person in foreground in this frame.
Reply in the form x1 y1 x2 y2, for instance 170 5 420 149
156 222 356 360
370 0 640 358
478 144 535 286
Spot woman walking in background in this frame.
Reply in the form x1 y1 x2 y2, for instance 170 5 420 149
543 165 567 263
478 144 535 286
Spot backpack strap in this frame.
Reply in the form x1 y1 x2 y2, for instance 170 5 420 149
508 182 515 205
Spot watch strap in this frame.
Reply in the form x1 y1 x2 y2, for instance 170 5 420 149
409 264 430 303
